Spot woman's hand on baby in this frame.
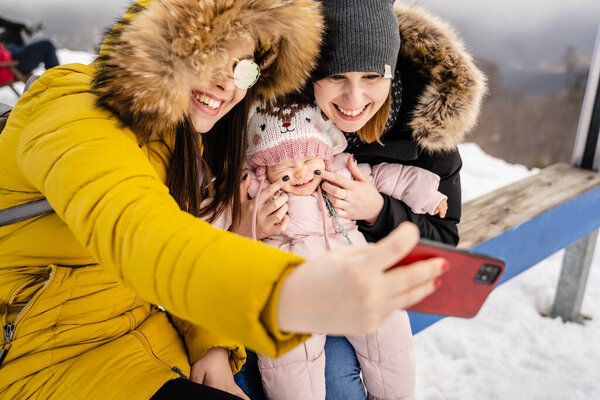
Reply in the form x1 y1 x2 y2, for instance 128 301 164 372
319 155 384 224
191 347 250 400
230 174 290 239
276 222 448 335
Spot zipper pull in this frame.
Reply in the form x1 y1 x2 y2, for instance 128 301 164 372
171 366 190 380
0 323 15 366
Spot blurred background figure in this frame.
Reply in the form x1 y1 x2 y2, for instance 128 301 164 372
0 15 58 75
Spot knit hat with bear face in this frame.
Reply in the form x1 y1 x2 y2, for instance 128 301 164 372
245 97 347 245
246 98 347 179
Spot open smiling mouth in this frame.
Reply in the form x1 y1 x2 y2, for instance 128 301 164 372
335 104 369 119
292 178 314 188
192 90 224 113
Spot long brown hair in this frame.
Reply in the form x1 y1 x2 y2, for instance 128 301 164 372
166 96 251 225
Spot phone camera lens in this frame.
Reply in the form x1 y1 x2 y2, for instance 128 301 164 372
474 264 501 285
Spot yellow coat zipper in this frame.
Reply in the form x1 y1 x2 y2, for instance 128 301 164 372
0 267 57 367
130 330 189 380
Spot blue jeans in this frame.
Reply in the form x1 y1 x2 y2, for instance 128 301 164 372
324 336 367 400
5 40 59 75
235 336 366 400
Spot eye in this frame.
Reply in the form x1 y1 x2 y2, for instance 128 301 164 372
306 117 311 123
364 74 382 80
260 124 266 131
329 74 345 81
231 59 239 73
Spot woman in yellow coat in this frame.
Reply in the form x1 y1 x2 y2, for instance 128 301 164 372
0 0 446 398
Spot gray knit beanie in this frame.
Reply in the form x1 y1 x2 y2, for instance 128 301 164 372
313 0 401 81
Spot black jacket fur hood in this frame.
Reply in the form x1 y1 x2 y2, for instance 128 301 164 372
392 3 487 153
92 0 324 140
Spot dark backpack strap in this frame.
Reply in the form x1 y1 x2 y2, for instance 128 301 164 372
0 199 54 227
1 99 55 226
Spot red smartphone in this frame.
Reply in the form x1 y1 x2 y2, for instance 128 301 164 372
393 239 505 318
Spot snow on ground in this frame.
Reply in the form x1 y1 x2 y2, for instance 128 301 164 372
2 50 598 400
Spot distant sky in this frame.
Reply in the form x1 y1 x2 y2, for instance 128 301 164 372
2 0 599 73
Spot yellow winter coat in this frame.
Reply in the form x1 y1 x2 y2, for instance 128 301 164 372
0 0 324 398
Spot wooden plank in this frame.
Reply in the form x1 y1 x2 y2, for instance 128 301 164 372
469 184 600 284
458 163 600 249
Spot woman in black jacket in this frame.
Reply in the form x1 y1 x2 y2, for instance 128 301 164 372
240 1 486 399
312 2 486 399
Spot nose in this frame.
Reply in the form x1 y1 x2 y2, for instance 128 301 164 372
343 80 364 107
294 165 311 180
282 122 291 128
215 75 236 93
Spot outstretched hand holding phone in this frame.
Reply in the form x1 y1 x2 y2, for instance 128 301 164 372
276 222 448 335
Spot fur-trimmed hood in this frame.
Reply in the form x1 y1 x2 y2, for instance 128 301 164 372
92 0 324 140
394 3 487 153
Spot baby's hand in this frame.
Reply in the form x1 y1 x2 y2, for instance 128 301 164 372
434 199 448 219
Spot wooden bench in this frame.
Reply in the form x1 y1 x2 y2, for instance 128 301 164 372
408 163 600 332
459 163 600 250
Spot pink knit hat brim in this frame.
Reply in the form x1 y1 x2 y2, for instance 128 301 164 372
246 137 334 170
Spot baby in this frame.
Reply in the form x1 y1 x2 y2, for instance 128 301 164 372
243 97 448 400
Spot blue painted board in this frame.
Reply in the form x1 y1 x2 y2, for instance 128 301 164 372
410 184 600 334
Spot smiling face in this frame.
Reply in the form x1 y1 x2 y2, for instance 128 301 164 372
267 157 326 196
189 42 255 133
313 72 391 133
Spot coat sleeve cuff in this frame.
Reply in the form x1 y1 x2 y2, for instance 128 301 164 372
170 316 247 374
424 192 448 215
357 193 393 238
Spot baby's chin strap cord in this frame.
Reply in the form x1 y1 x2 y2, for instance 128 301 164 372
251 177 265 241
317 185 332 250
320 186 354 247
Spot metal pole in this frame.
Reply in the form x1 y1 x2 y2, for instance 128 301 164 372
550 26 600 323
572 27 600 172
550 231 598 323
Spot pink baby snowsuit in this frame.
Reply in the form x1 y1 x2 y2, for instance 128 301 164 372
249 153 446 400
